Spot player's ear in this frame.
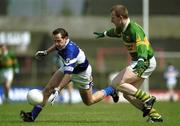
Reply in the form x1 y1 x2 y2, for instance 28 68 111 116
64 36 68 39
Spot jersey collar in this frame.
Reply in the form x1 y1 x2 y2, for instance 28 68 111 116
57 39 70 50
64 39 70 47
122 18 130 32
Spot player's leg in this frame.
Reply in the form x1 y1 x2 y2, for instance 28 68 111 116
66 82 73 104
121 78 145 110
42 70 64 106
2 69 14 103
168 83 176 102
116 68 162 122
112 67 156 115
79 84 117 106
73 65 118 105
20 70 64 122
3 79 12 103
123 94 162 122
79 86 104 106
147 108 163 122
112 67 151 101
122 78 147 114
123 94 143 109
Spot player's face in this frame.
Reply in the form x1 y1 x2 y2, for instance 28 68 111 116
53 33 67 49
111 11 123 28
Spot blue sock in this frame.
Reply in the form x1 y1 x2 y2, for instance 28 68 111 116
31 105 42 119
103 86 115 96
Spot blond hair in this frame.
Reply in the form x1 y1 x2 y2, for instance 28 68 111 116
111 5 128 19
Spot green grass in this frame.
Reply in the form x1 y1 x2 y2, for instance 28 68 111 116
0 101 180 126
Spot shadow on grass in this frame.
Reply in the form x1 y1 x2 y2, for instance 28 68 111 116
39 120 122 123
1 119 122 124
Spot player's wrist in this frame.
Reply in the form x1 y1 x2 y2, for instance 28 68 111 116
103 31 107 36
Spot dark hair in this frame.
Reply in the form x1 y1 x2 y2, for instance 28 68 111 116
52 28 68 38
111 5 128 19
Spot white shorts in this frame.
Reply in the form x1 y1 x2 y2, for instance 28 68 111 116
0 68 14 85
167 79 177 89
59 65 93 89
128 56 157 79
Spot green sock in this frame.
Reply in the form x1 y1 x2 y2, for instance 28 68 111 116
149 108 161 117
134 89 150 102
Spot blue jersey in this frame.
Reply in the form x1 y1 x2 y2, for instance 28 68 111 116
56 39 89 74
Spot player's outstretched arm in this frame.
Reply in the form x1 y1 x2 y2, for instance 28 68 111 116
94 28 121 38
93 32 106 38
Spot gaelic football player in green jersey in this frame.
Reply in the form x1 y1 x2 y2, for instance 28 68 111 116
0 44 19 103
94 5 163 122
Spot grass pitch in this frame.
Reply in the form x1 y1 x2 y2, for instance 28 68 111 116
0 101 180 126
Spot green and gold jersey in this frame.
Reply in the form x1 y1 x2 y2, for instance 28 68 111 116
106 19 154 61
0 51 19 70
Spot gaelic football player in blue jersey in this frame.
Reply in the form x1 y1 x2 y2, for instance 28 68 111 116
20 28 119 122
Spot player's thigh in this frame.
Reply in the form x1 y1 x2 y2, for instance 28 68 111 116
43 70 64 92
112 67 142 87
133 78 145 88
79 88 93 103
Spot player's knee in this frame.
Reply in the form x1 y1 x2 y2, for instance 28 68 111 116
111 82 121 90
112 80 125 89
116 83 128 91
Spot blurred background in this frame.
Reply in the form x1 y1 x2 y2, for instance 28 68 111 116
0 0 180 102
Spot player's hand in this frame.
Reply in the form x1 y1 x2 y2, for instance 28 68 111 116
35 50 48 60
93 32 105 38
133 59 149 77
50 88 59 106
